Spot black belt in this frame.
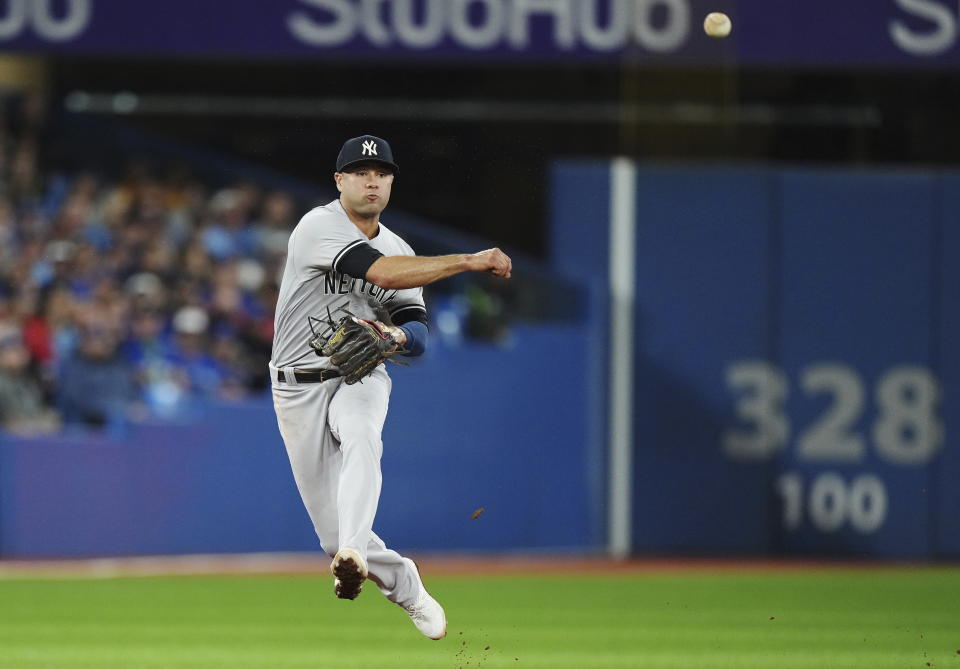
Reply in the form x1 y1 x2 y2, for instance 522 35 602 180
277 369 342 384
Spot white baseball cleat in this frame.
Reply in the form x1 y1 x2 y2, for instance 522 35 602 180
330 548 368 600
403 561 447 640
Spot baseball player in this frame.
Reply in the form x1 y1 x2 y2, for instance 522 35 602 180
269 135 512 640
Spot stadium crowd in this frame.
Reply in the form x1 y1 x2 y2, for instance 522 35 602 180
0 99 297 433
0 95 520 434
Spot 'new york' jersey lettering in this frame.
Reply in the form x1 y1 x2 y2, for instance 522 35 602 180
323 272 399 303
271 199 425 369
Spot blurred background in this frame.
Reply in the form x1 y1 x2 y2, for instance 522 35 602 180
0 0 956 561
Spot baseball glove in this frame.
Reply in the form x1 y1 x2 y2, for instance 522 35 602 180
309 308 405 384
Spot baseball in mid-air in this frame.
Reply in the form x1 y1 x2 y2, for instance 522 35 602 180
704 12 732 38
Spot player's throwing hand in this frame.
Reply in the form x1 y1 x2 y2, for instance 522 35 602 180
469 247 512 278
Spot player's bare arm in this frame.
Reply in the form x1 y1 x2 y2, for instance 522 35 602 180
365 247 512 290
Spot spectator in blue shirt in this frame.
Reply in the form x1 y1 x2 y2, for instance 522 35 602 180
57 325 134 428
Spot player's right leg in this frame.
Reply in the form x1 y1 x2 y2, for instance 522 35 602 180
270 380 341 561
273 378 370 600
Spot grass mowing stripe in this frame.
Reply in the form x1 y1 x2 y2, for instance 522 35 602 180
1 569 957 669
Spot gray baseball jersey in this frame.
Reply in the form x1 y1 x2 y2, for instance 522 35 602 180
271 198 426 370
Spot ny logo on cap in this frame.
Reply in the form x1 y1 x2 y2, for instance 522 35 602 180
361 140 378 156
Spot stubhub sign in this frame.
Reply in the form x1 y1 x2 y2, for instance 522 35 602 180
288 0 692 53
3 0 960 67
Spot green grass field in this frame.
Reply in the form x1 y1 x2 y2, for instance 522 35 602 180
1 567 958 668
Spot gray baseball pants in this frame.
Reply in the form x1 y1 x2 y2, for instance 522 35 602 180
270 364 421 607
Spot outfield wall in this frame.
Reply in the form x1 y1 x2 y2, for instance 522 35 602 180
0 325 603 558
2 164 958 560
552 162 959 559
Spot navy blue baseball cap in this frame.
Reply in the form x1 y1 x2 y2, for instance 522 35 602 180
336 135 399 174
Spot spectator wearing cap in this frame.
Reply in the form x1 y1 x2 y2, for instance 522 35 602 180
35 239 76 290
125 272 167 313
167 305 230 399
121 308 183 417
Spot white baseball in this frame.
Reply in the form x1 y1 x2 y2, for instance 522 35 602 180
704 12 732 38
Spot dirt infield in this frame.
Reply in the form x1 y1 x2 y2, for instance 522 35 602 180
0 552 935 579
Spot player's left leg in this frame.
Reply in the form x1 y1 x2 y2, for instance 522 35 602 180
327 365 391 560
366 533 447 640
